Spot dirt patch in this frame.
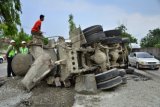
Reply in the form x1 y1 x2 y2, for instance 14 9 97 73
0 77 31 107
0 77 75 107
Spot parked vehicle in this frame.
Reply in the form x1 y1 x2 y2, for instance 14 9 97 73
128 52 160 69
0 56 4 64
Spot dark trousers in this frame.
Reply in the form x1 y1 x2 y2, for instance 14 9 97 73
31 31 43 37
7 57 16 77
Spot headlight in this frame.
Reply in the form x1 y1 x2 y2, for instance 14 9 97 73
139 61 146 65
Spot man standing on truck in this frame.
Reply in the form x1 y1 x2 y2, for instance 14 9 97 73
31 14 44 36
31 15 45 44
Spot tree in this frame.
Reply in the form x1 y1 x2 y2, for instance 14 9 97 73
0 0 22 36
140 28 160 48
68 14 76 32
12 29 32 50
116 24 137 43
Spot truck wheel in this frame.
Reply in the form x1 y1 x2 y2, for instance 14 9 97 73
118 69 126 77
83 25 103 36
122 38 130 43
125 68 135 74
100 37 122 45
84 31 106 44
95 68 119 83
104 30 121 37
97 76 122 90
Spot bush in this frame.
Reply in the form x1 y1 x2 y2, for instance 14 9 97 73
155 44 160 48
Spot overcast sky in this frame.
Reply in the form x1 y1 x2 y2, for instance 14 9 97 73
21 0 160 43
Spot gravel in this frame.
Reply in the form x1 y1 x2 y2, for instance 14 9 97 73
0 77 75 107
73 75 160 107
1 64 160 107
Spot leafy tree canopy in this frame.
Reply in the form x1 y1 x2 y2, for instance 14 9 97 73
0 0 22 36
116 24 137 43
140 28 160 48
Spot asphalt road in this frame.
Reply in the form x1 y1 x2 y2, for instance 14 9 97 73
0 62 7 77
130 66 160 79
144 68 160 78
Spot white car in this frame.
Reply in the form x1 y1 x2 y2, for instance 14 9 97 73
0 56 4 64
128 52 160 69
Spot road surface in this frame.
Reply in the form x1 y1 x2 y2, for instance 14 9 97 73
0 64 160 107
144 68 160 78
0 63 7 77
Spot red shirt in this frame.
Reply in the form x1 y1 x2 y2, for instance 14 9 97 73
31 20 42 32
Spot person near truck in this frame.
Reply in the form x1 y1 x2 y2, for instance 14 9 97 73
6 40 17 77
31 15 45 44
19 41 29 54
31 14 44 36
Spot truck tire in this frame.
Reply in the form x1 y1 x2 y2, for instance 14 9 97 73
100 37 122 45
104 30 121 37
95 68 119 83
122 38 130 43
84 31 106 44
97 76 122 90
83 25 103 36
118 69 126 77
125 68 135 74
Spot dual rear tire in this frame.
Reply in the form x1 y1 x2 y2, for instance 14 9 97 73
95 68 126 90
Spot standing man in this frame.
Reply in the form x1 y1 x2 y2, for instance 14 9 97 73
31 14 44 36
6 40 17 77
19 41 29 54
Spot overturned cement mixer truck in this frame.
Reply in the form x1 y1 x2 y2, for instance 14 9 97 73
11 25 130 93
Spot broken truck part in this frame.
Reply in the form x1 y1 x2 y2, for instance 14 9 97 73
12 24 129 92
12 54 33 76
